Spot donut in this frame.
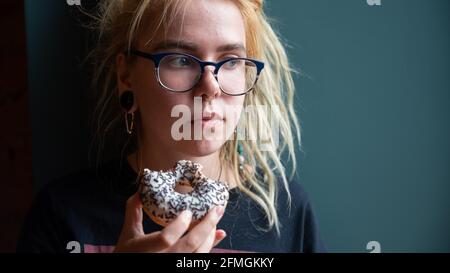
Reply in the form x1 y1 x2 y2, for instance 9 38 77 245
140 160 229 227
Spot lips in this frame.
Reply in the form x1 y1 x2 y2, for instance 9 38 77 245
191 112 224 123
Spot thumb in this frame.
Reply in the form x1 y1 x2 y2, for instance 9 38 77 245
123 191 144 237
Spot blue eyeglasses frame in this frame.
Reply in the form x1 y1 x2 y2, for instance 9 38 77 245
128 49 265 96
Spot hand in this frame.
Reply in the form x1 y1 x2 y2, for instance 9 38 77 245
113 192 226 253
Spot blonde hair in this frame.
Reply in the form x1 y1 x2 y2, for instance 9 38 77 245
87 0 301 234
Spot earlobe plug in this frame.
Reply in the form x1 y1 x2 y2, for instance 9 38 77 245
120 90 134 112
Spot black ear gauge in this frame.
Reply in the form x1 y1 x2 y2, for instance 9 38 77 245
120 90 134 112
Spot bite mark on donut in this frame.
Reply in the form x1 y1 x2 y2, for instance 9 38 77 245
140 160 229 226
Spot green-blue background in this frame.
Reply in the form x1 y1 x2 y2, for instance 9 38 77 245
26 0 450 252
266 0 450 252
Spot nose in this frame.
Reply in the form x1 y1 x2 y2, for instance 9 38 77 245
193 66 221 102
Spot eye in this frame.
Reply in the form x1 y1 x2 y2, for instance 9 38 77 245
223 59 240 69
168 56 193 68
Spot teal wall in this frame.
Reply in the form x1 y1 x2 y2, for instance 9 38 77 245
266 0 450 252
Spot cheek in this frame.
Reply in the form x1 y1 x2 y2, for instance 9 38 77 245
223 96 246 127
131 62 159 105
132 65 191 129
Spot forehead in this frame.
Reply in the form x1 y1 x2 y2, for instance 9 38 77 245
140 0 246 52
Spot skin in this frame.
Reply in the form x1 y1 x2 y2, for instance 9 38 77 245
113 0 247 252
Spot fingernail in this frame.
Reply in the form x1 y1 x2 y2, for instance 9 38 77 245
217 229 227 238
216 206 224 217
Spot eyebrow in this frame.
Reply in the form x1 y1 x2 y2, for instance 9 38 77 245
217 43 246 53
152 40 198 52
150 40 246 54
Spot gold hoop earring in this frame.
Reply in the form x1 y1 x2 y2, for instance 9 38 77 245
125 112 135 134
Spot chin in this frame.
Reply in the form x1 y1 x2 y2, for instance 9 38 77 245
183 139 225 157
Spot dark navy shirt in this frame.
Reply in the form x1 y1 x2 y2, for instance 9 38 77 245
17 157 326 253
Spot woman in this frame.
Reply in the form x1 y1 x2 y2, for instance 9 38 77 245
17 0 325 253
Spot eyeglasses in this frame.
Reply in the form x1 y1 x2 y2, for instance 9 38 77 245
129 50 265 96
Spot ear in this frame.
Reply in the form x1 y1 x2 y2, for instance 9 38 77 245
116 53 138 112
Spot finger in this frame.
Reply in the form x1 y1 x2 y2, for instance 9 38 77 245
117 231 161 253
158 210 193 250
212 229 227 248
171 206 224 252
124 210 193 253
114 192 145 252
123 191 144 237
194 227 216 253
